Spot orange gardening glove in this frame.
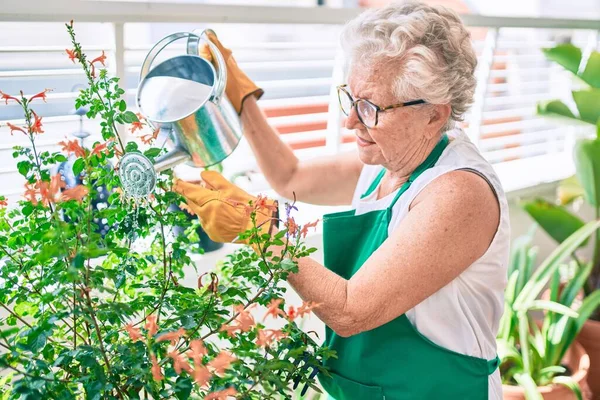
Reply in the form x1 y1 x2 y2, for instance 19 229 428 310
173 171 278 245
200 30 264 115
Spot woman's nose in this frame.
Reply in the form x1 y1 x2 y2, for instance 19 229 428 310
344 105 362 130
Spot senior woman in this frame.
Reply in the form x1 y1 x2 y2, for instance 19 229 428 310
174 1 509 399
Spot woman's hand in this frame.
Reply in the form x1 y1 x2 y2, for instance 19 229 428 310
200 30 263 114
173 171 278 244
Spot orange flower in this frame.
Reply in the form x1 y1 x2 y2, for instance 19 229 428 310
300 219 320 238
145 314 158 337
192 364 211 388
205 387 237 400
130 121 144 134
65 49 78 63
29 89 52 104
58 139 86 158
37 174 65 205
156 327 186 345
207 351 236 376
124 323 143 342
91 50 107 67
255 329 287 348
297 301 321 319
254 194 278 213
0 90 21 105
6 122 26 136
187 339 207 365
150 354 163 381
0 198 7 208
219 323 240 338
168 350 192 375
24 183 38 204
62 185 88 203
30 110 44 134
263 298 286 321
140 126 160 144
90 141 109 157
286 306 297 321
285 217 298 236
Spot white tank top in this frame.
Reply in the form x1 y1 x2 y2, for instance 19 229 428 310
351 128 510 400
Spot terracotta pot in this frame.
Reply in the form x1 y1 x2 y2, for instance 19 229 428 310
579 319 600 400
502 341 591 400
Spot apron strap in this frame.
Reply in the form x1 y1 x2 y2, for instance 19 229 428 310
388 134 449 210
360 168 387 199
487 355 500 375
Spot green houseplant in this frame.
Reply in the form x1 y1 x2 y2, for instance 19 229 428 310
526 42 600 396
498 222 600 400
0 21 332 399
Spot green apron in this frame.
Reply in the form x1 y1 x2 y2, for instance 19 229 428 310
318 135 499 400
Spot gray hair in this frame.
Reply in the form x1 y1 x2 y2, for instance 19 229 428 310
340 0 477 132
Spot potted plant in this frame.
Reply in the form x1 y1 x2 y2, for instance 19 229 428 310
0 21 331 399
526 42 600 396
498 222 600 399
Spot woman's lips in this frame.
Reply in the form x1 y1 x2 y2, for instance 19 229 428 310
356 135 375 147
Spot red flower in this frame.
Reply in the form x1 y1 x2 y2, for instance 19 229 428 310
192 364 211 388
30 110 44 134
300 219 320 238
168 350 192 375
145 314 158 337
156 327 186 345
124 323 143 342
255 329 287 348
58 139 86 158
297 301 321 319
285 217 298 236
263 298 286 321
37 174 65 206
254 194 278 213
140 126 160 145
24 183 38 204
287 306 297 321
207 351 236 376
205 387 237 400
65 49 78 63
130 121 144 134
91 50 107 67
151 354 163 381
6 122 26 136
0 198 7 208
0 90 21 105
90 141 109 157
29 89 52 104
187 339 208 365
62 185 88 203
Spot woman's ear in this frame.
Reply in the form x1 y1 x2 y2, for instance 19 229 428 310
426 104 452 136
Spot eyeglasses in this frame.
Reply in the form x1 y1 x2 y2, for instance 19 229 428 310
337 84 426 129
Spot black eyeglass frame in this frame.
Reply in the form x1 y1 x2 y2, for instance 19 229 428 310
337 84 426 128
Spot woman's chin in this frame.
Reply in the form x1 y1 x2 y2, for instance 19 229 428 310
357 146 382 165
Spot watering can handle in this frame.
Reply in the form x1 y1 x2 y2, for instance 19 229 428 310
187 29 227 102
138 31 226 102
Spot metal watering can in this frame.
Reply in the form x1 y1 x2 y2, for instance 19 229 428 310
119 30 242 198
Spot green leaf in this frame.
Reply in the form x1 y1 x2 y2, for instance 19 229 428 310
17 161 31 177
537 100 577 121
72 158 85 176
552 376 582 400
121 111 139 124
144 148 161 158
174 376 193 400
514 220 600 310
560 262 593 307
580 51 600 89
22 203 34 216
543 44 582 75
572 90 600 125
523 300 578 318
513 373 543 400
522 199 586 245
574 137 600 206
118 100 127 112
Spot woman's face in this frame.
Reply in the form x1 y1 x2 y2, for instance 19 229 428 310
345 64 443 171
